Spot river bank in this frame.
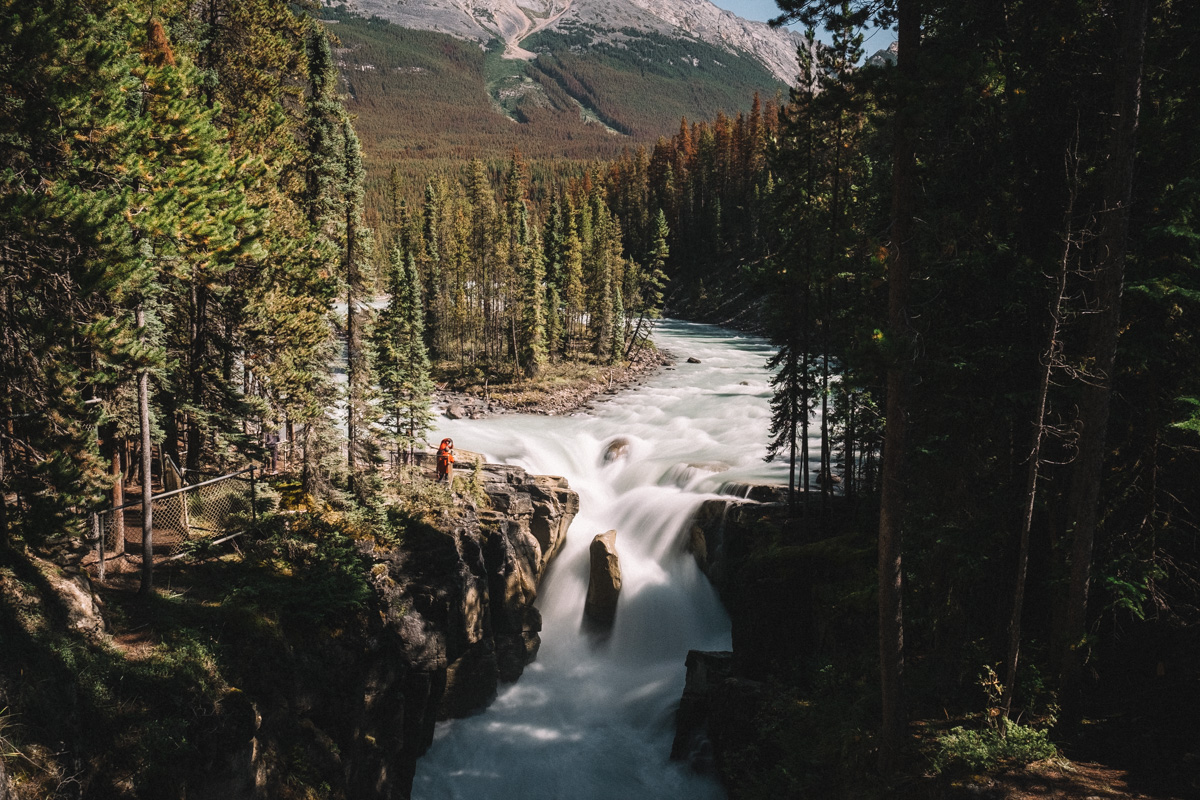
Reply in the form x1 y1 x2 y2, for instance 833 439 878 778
434 344 675 419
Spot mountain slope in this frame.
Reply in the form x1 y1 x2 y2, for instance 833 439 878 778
321 3 797 215
322 6 793 165
330 0 806 84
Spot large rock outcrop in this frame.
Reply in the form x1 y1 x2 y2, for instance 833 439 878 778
363 464 579 788
186 465 579 800
673 487 872 790
583 530 622 630
670 650 734 768
475 465 577 680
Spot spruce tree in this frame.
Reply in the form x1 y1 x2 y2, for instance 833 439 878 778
423 180 445 359
610 280 626 365
542 198 566 358
518 209 549 377
562 201 586 356
341 116 374 496
466 159 498 363
0 3 151 531
626 208 669 359
373 248 434 469
299 27 349 495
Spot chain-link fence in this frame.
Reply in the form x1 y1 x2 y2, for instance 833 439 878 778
92 467 257 579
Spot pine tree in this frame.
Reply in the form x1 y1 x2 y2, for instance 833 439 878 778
626 208 670 358
300 27 350 496
422 180 445 359
542 197 566 358
610 278 625 364
588 199 615 360
466 158 498 363
373 248 434 469
0 3 152 533
342 116 375 497
517 209 549 377
562 200 586 355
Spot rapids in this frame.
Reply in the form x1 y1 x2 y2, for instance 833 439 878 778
412 320 816 799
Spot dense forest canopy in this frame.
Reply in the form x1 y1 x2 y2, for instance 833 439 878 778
0 0 674 539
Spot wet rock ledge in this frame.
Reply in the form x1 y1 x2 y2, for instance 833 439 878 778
356 464 578 792
184 465 577 799
674 485 867 784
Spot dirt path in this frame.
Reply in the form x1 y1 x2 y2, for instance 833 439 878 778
969 759 1190 800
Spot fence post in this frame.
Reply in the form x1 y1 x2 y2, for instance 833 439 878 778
250 466 257 523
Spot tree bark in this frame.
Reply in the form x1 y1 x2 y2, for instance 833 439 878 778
788 348 798 514
137 304 154 597
0 438 7 551
877 0 920 774
107 425 125 556
186 282 207 475
1059 0 1149 694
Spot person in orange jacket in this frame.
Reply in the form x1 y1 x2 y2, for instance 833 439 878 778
436 437 455 483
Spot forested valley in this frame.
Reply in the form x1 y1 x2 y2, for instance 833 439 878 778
1 0 1198 798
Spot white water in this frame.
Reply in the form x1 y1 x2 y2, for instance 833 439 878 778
412 320 812 799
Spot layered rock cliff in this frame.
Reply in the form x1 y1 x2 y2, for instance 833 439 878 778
199 464 578 798
355 464 580 795
675 489 874 786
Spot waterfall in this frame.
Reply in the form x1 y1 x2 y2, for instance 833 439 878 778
412 320 811 799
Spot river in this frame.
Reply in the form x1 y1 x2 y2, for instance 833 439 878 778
412 320 813 799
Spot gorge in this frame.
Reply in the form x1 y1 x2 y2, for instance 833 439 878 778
412 319 813 798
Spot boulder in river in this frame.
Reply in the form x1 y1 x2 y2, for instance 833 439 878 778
601 437 630 464
687 357 701 364
584 530 622 630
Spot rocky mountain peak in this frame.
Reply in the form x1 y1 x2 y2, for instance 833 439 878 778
328 0 806 84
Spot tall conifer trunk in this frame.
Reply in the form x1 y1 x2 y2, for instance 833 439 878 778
1059 0 1149 694
137 304 154 597
347 230 357 485
1003 154 1077 719
106 424 125 556
878 0 920 773
187 282 207 475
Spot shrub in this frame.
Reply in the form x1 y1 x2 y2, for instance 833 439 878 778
931 721 1057 774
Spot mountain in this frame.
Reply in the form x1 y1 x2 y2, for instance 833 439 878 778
330 0 806 84
319 2 801 212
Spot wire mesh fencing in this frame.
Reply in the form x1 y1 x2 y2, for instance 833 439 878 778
93 467 257 579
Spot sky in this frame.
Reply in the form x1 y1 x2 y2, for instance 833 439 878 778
707 0 791 27
708 0 896 51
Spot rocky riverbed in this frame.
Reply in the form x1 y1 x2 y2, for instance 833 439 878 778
435 347 674 420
